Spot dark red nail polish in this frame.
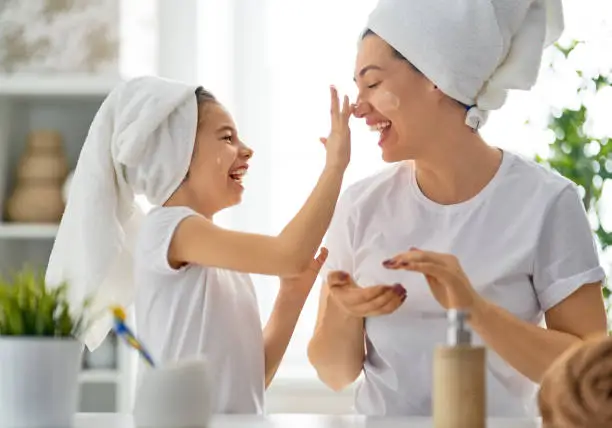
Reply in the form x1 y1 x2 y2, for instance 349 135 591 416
338 272 348 280
392 283 406 296
400 294 407 302
382 259 395 267
400 261 410 267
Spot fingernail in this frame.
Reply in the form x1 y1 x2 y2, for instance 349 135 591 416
338 272 348 280
400 261 410 267
392 283 406 296
409 247 419 251
401 294 407 302
382 259 395 267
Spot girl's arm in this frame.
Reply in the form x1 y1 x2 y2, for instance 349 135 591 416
169 87 351 277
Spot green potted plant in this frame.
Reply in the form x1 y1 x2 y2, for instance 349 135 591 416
535 41 612 317
0 266 91 428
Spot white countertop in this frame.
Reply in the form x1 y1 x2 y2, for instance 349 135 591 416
74 413 542 427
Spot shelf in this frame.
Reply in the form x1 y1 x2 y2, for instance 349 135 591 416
79 369 121 384
0 74 120 98
0 223 58 239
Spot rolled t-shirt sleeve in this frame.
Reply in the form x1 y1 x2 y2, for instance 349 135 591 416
137 206 200 276
320 190 356 281
533 184 606 311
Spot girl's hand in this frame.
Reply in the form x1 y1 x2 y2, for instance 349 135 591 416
280 247 329 299
320 86 352 171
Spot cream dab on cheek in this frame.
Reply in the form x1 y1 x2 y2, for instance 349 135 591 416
370 90 400 114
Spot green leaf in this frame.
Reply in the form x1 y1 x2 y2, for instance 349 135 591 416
0 265 93 338
538 41 611 306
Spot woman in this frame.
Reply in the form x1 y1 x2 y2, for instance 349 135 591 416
45 76 404 414
308 0 608 418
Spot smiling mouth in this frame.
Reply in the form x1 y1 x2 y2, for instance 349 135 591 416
229 167 247 184
370 121 392 144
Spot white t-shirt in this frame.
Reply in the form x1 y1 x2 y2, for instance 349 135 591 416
133 206 265 414
321 150 605 417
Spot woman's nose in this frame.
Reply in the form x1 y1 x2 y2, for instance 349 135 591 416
352 97 372 118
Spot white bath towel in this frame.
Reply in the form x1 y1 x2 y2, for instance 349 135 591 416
365 0 564 129
46 76 199 351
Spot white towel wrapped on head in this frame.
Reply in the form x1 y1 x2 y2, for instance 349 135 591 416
46 76 199 351
365 0 564 129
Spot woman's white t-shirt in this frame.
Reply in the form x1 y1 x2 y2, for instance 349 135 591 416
321 151 606 417
133 206 265 414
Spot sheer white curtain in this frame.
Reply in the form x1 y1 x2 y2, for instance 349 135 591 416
188 0 612 382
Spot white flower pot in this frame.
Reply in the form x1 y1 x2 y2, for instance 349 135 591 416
0 337 83 428
133 359 211 427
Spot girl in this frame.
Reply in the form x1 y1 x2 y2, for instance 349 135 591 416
45 76 404 413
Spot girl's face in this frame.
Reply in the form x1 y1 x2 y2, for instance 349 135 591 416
353 33 444 162
183 102 253 217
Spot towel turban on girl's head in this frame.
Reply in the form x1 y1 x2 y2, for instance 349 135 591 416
365 0 564 129
46 76 200 351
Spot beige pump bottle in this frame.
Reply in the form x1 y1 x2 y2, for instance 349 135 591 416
433 309 486 428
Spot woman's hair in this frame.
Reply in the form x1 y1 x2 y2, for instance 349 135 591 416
361 28 407 62
362 28 470 111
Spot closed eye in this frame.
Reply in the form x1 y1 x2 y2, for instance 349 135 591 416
368 82 381 89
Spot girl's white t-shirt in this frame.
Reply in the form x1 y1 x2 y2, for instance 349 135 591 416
133 206 265 414
321 150 606 417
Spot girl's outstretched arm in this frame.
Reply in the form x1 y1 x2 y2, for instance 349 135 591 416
169 87 352 277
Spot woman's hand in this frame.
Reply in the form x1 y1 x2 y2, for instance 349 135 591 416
326 271 406 317
320 86 352 171
382 248 484 310
280 247 329 300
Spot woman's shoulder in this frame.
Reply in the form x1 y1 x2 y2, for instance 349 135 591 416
502 150 577 197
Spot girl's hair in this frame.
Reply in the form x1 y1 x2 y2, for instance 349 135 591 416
195 86 216 105
194 86 218 129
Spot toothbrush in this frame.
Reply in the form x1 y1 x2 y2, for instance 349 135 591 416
110 306 156 367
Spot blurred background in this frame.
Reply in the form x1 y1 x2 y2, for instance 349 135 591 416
0 0 610 415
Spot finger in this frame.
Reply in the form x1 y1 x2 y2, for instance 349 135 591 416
403 262 455 283
314 247 329 266
335 283 402 307
327 270 351 288
341 95 351 122
319 137 327 145
330 85 340 126
382 249 446 269
351 289 405 315
330 283 389 306
369 293 406 316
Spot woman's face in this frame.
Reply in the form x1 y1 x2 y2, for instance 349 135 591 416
353 34 441 162
184 102 253 216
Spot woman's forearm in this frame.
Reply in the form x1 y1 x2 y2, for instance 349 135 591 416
470 298 581 383
278 166 345 271
263 287 307 388
307 287 365 391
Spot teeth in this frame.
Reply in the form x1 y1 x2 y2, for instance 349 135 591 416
369 121 391 132
229 167 247 183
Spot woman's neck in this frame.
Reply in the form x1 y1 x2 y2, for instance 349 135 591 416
413 132 503 205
